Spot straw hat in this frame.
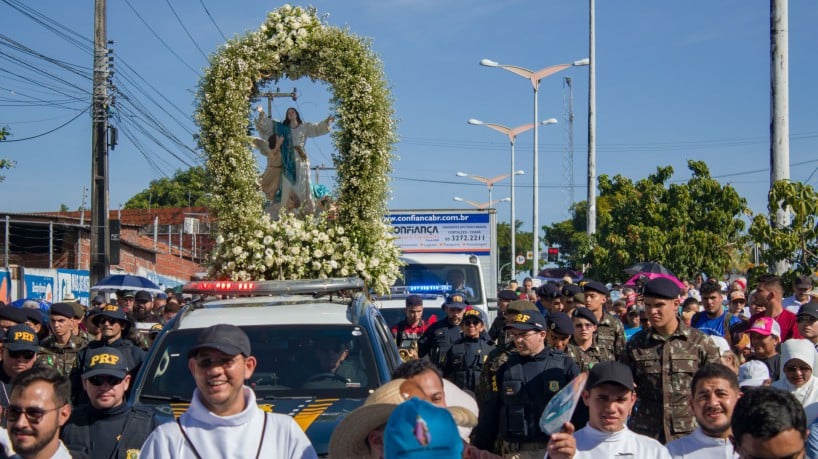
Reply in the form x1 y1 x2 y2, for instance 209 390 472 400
328 378 476 458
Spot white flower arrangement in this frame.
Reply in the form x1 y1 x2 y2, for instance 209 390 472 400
196 5 401 293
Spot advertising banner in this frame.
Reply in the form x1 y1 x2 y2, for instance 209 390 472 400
23 274 54 302
0 270 10 304
56 269 90 305
387 212 491 255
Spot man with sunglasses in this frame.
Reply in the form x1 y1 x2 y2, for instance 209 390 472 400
7 366 72 459
61 347 156 458
1 324 41 409
442 309 494 392
472 310 579 456
141 324 317 458
797 302 818 352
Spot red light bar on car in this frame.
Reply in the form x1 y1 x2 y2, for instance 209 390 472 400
181 277 365 296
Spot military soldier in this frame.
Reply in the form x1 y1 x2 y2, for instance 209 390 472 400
544 312 573 352
537 284 565 316
619 277 721 444
488 290 519 346
442 309 494 392
38 302 88 376
566 307 614 372
581 279 626 360
418 294 468 369
472 310 579 457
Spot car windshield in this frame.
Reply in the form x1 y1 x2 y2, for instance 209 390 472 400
395 263 483 304
379 308 444 329
137 324 379 403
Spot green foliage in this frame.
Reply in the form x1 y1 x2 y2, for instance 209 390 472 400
124 166 209 209
496 221 533 281
0 127 15 182
544 160 749 282
749 180 818 274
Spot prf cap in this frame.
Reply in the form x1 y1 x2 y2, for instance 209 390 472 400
83 346 128 379
4 324 39 352
504 311 546 331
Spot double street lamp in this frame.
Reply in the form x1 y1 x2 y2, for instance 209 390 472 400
468 119 556 279
480 57 588 276
452 196 511 211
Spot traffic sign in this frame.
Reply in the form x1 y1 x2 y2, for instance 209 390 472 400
516 255 525 265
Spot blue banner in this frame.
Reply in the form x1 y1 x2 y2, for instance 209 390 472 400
56 269 90 305
23 274 54 302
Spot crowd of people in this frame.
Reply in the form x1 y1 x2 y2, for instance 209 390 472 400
0 271 816 457
378 271 818 458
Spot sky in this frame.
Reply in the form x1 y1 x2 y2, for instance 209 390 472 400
1 1 817 235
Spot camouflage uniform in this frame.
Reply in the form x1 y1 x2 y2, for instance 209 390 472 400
37 334 89 376
619 320 721 443
565 336 614 373
596 311 627 360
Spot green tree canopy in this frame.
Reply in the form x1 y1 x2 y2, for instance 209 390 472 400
0 127 14 182
749 180 818 274
544 160 749 282
124 166 209 209
496 221 533 281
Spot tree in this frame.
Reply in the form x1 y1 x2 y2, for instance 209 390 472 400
545 160 749 282
124 166 209 209
543 201 593 270
0 127 14 182
749 180 818 274
496 220 533 282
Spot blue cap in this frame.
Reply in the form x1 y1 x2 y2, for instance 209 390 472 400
4 324 39 352
384 397 463 459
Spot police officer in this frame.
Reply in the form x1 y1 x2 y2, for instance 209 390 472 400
418 294 468 369
581 279 627 360
442 309 494 392
391 295 429 357
38 302 89 376
0 324 40 408
131 291 160 350
619 277 721 444
566 307 614 372
74 304 146 403
61 346 157 458
488 290 519 346
472 310 580 456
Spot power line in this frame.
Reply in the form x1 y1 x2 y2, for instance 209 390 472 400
1 106 89 142
121 0 200 75
165 0 209 60
198 0 227 41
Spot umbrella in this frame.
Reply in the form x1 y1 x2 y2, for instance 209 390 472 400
9 298 51 311
624 262 675 277
91 274 163 293
623 272 685 290
537 268 583 282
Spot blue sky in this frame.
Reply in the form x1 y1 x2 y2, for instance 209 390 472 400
1 1 817 233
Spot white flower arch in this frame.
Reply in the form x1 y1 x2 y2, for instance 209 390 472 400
196 5 400 293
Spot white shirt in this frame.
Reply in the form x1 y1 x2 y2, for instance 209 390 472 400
10 440 71 459
783 295 806 314
666 427 738 459
139 386 317 459
574 424 671 459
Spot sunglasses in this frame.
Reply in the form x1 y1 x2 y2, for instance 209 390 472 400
462 319 481 326
8 350 35 360
6 405 63 424
87 375 124 386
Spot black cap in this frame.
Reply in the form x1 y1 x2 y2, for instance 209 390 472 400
187 324 251 358
497 290 519 301
462 309 483 323
643 278 681 300
444 294 468 310
135 291 152 302
796 275 814 289
580 280 609 296
547 312 574 336
91 295 106 305
0 306 26 325
799 302 818 320
571 307 599 326
22 308 43 325
83 346 128 379
562 284 581 297
50 303 76 319
405 295 423 307
4 324 39 352
504 310 546 331
537 284 561 299
585 361 634 391
507 300 538 314
120 290 135 299
92 304 130 326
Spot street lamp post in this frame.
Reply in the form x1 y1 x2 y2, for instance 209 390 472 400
481 57 588 276
468 118 556 280
453 196 511 211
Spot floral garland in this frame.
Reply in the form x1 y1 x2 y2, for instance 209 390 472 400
196 5 400 293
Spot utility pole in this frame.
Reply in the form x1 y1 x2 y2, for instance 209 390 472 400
564 77 575 208
586 0 597 237
771 0 790 275
90 0 110 285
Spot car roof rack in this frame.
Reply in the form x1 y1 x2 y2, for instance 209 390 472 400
182 277 365 297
